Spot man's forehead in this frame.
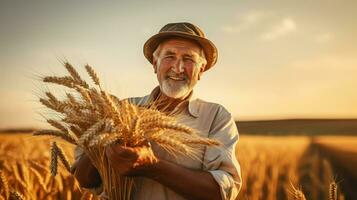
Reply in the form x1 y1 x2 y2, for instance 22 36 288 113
160 38 202 54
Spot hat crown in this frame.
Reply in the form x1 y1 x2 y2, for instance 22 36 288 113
143 22 217 71
159 22 205 38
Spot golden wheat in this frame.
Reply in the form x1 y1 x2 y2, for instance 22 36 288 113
85 64 100 86
0 170 10 200
329 182 337 200
50 142 58 177
34 62 220 200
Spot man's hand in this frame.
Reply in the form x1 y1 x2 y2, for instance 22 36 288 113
105 142 221 199
72 153 102 188
105 142 158 176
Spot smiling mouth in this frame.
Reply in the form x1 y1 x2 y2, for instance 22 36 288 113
167 76 186 81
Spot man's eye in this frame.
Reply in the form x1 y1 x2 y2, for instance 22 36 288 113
184 58 194 62
165 55 174 59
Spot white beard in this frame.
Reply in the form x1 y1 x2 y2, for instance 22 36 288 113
160 78 190 99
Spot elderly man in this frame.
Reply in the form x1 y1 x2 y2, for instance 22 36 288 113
72 22 241 200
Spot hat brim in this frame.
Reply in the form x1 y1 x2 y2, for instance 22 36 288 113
143 31 217 71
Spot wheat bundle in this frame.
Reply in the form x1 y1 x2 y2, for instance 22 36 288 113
34 62 220 199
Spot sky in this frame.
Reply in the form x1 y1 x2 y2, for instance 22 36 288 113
0 0 357 128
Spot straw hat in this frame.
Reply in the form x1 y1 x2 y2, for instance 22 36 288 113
143 22 218 71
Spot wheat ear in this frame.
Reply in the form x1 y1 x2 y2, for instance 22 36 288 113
78 119 106 145
76 86 92 105
81 191 94 200
66 93 77 104
50 142 58 176
53 142 71 173
9 191 25 200
329 182 337 200
28 160 50 174
0 170 10 200
29 167 47 192
85 64 101 86
149 121 195 135
288 183 307 200
43 76 77 89
64 62 89 89
47 119 68 134
45 92 59 104
33 129 77 145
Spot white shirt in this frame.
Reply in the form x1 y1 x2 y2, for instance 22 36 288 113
74 87 242 200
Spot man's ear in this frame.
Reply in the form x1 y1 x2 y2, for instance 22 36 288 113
198 64 206 80
153 60 158 74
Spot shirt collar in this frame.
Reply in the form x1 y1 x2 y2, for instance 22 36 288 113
146 86 199 118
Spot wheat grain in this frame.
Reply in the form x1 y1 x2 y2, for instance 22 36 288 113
329 182 337 200
64 62 89 89
43 76 77 89
9 190 25 200
33 130 77 145
77 86 92 105
0 170 10 200
29 167 47 192
85 64 100 86
53 143 71 173
28 160 50 174
66 93 77 104
47 119 68 134
78 119 106 145
81 190 94 200
45 92 59 104
50 142 58 176
69 125 83 138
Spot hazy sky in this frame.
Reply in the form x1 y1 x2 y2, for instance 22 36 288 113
1 0 357 128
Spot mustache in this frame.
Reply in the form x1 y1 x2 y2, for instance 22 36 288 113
166 70 188 79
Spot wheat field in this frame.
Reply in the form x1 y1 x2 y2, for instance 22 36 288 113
0 133 356 200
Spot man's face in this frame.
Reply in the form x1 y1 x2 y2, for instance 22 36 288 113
153 38 206 99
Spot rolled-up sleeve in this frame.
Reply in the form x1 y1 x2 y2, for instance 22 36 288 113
203 106 242 200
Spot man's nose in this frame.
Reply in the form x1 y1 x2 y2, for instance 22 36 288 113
172 59 184 73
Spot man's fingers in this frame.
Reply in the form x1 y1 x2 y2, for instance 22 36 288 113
106 145 138 160
105 145 114 159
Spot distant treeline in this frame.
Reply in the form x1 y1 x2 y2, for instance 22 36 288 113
236 119 357 135
1 119 357 135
